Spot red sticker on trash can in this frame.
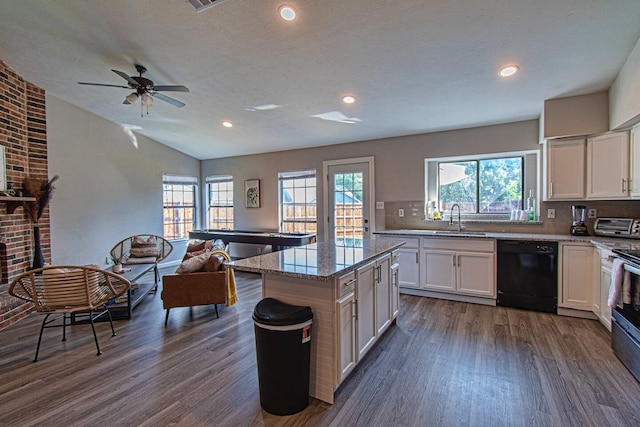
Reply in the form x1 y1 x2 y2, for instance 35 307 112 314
302 324 311 343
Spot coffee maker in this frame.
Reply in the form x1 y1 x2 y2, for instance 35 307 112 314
570 205 589 236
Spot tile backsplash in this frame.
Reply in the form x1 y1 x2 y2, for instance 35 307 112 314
382 200 640 235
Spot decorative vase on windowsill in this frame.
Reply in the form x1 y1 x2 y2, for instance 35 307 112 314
23 175 59 270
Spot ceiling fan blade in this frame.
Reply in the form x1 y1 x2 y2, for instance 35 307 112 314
151 92 186 108
111 69 139 86
78 82 130 88
152 85 190 92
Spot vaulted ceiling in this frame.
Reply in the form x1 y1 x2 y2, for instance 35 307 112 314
1 1 640 160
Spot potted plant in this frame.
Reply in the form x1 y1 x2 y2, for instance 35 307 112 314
110 255 123 273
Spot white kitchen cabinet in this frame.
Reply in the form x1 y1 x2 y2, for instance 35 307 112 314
391 253 400 318
543 137 585 200
630 124 640 198
560 243 594 311
586 131 630 199
356 253 392 360
593 248 613 331
422 238 496 298
378 236 420 288
375 254 392 335
356 260 376 360
337 290 356 383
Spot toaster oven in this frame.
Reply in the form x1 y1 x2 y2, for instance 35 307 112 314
593 218 640 239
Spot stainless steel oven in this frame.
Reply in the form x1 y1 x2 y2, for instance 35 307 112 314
610 249 640 382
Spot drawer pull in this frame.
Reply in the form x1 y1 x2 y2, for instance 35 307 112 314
343 279 356 287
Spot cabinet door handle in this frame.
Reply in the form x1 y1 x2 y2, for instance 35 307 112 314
353 300 358 320
452 256 456 267
415 252 419 263
457 254 461 268
622 178 627 193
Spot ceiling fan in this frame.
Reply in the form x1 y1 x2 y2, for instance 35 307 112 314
78 64 189 112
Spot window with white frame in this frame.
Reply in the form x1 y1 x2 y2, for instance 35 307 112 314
425 150 538 220
279 169 317 234
163 175 197 240
206 175 234 230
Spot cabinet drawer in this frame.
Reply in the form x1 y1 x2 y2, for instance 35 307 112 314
337 271 356 297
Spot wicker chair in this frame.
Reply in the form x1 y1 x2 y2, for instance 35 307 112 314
8 265 131 362
110 234 173 283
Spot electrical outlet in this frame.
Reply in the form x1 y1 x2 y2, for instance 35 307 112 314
376 201 385 209
105 256 110 264
256 247 262 254
588 208 597 218
398 209 404 217
547 208 556 219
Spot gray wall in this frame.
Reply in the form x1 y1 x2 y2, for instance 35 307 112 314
47 95 199 266
201 119 540 239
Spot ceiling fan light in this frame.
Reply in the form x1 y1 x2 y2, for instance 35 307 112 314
124 92 138 104
141 93 153 106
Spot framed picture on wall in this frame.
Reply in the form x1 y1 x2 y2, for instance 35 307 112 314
245 179 260 208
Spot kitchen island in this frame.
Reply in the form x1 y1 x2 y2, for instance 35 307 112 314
228 237 405 404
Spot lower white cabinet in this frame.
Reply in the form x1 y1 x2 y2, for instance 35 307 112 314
592 248 613 331
337 290 356 383
355 253 392 360
378 236 420 288
422 238 496 298
559 243 594 311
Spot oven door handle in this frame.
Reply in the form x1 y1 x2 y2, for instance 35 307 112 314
623 262 640 276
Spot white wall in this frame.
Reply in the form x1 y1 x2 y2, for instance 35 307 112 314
201 119 540 239
46 95 199 266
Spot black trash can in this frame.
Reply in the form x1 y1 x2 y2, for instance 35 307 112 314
253 297 313 415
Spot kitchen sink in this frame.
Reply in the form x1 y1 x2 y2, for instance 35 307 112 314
433 230 486 235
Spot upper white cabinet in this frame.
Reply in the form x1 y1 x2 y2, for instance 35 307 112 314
543 137 585 200
629 124 640 198
586 132 630 199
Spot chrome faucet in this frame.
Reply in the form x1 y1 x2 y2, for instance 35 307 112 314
449 203 461 232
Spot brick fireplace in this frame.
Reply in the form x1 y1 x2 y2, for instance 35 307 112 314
0 60 51 330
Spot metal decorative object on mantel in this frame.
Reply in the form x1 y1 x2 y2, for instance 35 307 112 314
22 175 59 270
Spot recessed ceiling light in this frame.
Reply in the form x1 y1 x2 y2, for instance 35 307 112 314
499 65 520 77
279 5 296 21
222 121 233 128
342 95 356 104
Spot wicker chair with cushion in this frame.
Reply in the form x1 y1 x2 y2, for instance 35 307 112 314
8 265 131 362
110 234 173 283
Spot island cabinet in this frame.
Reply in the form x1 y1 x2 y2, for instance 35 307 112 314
422 238 496 299
356 253 392 360
229 238 405 405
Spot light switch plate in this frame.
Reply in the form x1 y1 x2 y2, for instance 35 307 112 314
398 209 404 217
376 201 384 209
547 208 556 219
588 208 597 218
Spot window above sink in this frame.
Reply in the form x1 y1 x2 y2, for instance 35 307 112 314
424 149 540 222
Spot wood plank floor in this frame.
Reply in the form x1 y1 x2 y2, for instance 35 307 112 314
0 270 639 426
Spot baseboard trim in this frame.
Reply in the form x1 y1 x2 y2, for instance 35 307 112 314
400 287 496 306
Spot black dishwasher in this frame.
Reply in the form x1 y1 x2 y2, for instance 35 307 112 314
496 240 558 313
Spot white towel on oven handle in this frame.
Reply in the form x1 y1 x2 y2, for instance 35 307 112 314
609 258 629 308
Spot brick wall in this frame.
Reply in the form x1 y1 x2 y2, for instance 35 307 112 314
0 60 50 330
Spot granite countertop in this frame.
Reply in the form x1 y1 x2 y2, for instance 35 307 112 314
374 229 640 250
228 238 405 281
